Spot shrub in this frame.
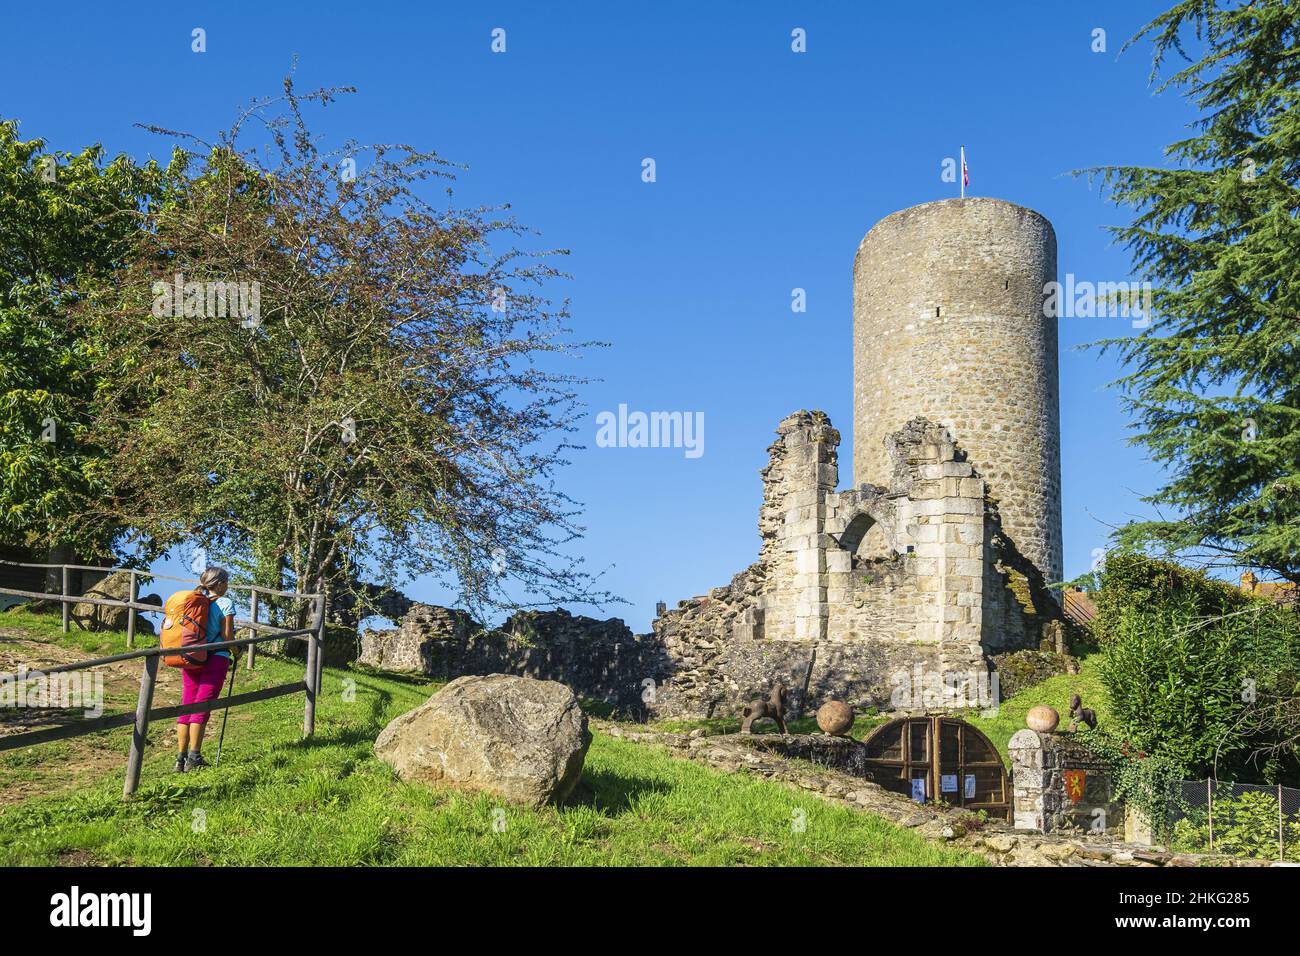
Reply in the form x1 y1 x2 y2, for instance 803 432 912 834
1171 789 1300 862
1075 728 1187 842
1088 554 1300 783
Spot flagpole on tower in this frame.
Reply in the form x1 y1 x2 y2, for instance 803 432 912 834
960 145 966 199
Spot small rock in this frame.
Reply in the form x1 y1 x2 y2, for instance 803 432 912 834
1039 842 1078 861
983 834 1017 853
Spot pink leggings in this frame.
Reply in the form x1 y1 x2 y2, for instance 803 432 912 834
177 655 230 726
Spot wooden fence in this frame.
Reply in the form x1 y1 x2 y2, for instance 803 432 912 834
0 561 326 798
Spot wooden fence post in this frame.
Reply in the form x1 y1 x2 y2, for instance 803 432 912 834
61 565 70 634
314 597 326 701
303 599 320 739
126 571 138 649
123 654 160 799
247 590 259 672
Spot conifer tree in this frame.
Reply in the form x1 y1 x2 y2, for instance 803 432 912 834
1088 0 1300 585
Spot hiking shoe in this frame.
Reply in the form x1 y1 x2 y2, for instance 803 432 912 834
174 753 188 774
184 752 210 771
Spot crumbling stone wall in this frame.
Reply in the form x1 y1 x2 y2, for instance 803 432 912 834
647 410 1054 719
358 409 1060 723
359 605 670 716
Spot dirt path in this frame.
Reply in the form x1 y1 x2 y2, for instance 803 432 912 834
0 628 183 806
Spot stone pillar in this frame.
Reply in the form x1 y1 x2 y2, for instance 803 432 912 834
1009 728 1061 832
1010 728 1120 835
756 411 839 642
888 420 987 679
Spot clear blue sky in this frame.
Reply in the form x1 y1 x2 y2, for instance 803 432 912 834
5 0 1202 630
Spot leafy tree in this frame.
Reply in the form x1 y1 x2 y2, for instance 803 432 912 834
0 121 171 557
1085 0 1300 585
81 79 614 620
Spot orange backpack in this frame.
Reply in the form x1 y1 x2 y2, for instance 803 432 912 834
161 589 213 670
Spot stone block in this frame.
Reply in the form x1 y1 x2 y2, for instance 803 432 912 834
794 617 820 640
940 496 981 515
795 550 823 573
784 518 820 538
910 483 942 501
912 523 940 543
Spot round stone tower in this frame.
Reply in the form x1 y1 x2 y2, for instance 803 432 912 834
853 197 1062 586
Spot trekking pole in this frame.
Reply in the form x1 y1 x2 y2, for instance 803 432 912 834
214 654 238 767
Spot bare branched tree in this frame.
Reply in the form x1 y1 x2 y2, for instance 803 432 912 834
79 74 617 622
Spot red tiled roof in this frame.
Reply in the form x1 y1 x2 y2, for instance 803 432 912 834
1063 588 1097 626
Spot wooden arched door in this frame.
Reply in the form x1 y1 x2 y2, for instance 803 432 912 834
860 716 1010 820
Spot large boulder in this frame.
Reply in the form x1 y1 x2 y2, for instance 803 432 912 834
374 674 591 807
71 571 160 634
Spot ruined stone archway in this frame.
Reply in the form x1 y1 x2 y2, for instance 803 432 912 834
837 509 895 568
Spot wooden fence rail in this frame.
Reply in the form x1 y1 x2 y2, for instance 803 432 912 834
0 562 326 798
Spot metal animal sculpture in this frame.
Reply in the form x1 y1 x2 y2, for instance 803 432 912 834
1067 693 1097 732
741 683 790 734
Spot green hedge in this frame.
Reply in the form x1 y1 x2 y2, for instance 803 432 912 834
1089 554 1300 784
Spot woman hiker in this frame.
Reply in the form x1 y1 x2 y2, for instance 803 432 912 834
175 566 239 772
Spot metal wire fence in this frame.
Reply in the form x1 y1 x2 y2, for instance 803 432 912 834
1166 778 1300 862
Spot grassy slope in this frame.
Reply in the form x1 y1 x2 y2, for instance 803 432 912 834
964 655 1109 758
0 614 982 866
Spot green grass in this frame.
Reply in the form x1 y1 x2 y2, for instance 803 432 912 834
965 653 1109 760
0 615 983 866
1 607 136 654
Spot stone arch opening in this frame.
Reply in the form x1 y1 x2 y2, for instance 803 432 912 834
839 511 893 568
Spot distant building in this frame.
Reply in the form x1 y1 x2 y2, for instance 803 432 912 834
1239 571 1298 606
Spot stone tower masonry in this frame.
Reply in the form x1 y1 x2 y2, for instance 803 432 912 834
852 198 1063 588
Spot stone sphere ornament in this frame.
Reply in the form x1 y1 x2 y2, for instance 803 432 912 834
816 700 855 736
1026 705 1060 733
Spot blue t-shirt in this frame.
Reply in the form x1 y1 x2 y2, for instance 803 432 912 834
204 594 236 659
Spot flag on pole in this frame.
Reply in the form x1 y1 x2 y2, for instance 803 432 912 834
960 146 969 198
